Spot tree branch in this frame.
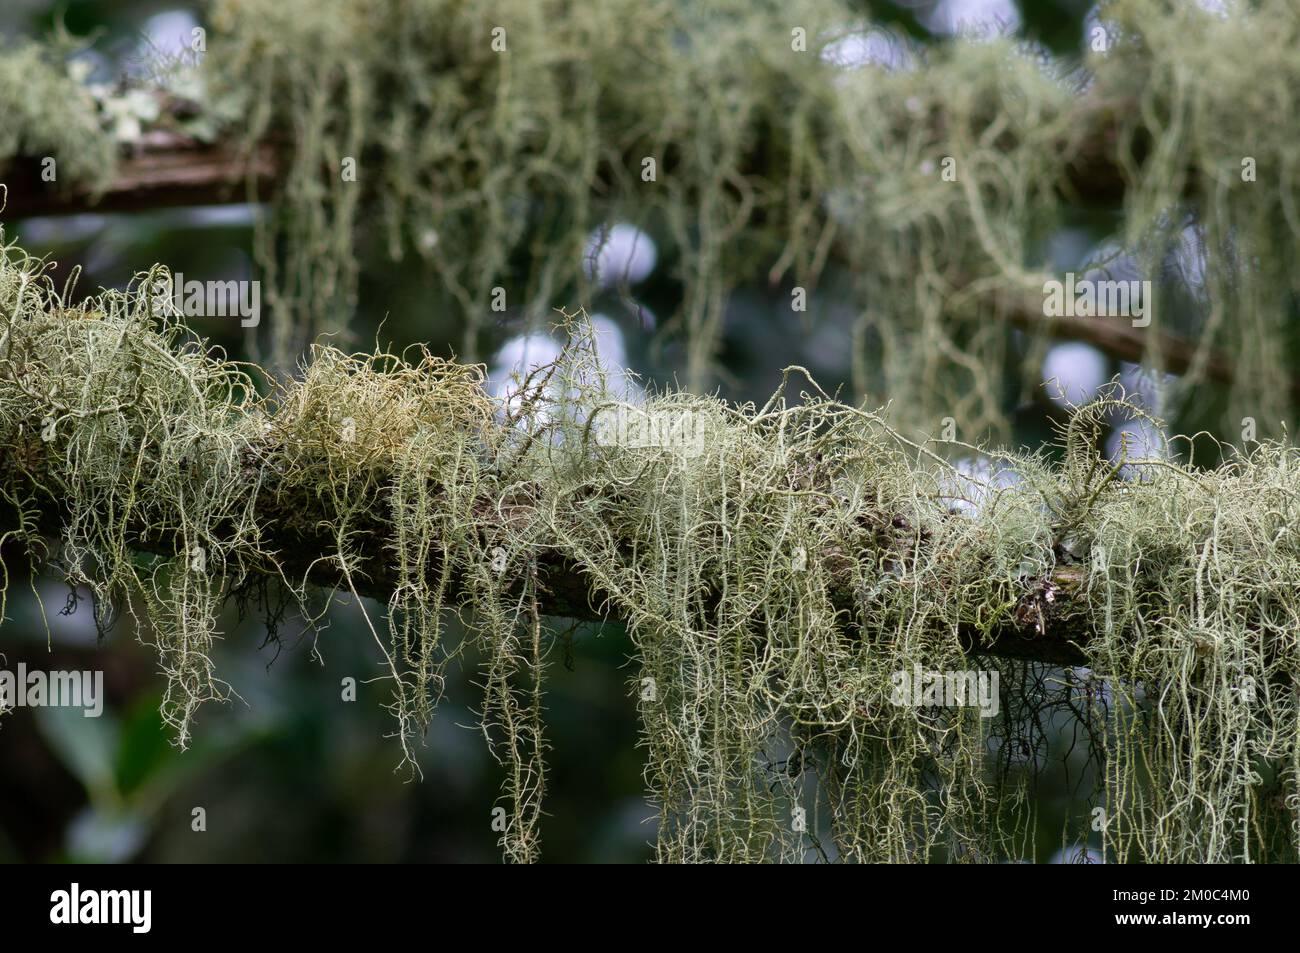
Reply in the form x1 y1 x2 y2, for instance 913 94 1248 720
0 132 279 218
0 442 1092 668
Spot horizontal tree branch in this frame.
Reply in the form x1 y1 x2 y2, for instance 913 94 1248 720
0 109 1208 671
0 132 279 218
0 441 1093 668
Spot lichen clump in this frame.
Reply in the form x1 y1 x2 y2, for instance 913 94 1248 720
4 230 1300 861
0 38 117 193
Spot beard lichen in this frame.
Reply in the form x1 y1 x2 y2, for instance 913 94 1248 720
5 231 1300 862
1094 0 1300 438
4 0 1300 862
0 36 117 195
180 0 1300 444
4 1 1298 441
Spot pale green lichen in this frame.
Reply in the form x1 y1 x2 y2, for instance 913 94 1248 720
0 38 117 194
7 0 1299 444
4 0 1300 864
201 0 1078 399
4 231 1300 861
1096 0 1300 436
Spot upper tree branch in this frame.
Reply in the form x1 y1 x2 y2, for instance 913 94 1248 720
1 132 279 218
0 99 1238 392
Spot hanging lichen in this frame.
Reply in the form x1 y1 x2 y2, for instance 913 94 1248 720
4 1 1298 441
4 0 1300 863
1094 0 1300 436
5 228 1300 861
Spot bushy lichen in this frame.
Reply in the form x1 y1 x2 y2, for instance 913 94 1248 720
0 38 117 194
5 0 1300 863
0 237 262 745
5 230 1300 861
5 1 1298 442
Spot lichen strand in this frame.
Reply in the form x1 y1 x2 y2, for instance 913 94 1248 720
4 235 1300 861
195 0 1300 442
